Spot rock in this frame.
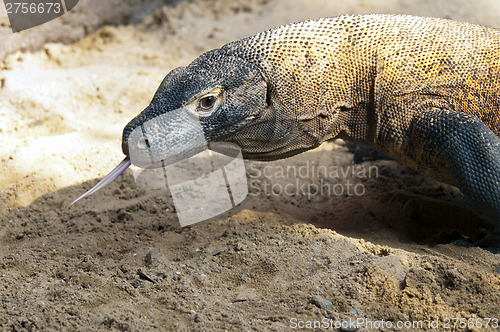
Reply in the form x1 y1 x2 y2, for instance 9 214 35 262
145 250 158 266
233 287 256 302
311 295 332 309
240 272 253 281
137 270 155 283
211 249 223 256
234 242 247 251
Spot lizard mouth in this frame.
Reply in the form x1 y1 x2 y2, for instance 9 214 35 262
129 159 165 169
73 113 257 204
205 114 257 141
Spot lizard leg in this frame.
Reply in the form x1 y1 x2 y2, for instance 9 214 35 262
407 108 500 228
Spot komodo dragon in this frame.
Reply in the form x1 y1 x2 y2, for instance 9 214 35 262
74 14 500 230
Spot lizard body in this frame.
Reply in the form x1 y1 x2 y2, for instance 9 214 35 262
117 14 500 225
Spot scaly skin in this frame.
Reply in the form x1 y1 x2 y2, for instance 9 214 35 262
122 15 500 225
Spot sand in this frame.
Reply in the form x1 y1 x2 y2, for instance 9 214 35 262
1 0 499 330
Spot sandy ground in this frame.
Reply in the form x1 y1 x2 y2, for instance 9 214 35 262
1 0 500 330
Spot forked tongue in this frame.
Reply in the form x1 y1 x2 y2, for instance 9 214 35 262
71 157 132 205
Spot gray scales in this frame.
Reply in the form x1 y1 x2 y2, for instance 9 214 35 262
75 14 500 233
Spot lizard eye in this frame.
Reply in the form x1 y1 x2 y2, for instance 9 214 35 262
199 95 217 110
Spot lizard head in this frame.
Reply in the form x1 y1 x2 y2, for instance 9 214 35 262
73 48 310 204
121 48 303 168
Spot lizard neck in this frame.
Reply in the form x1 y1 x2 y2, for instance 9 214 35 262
220 16 389 152
223 16 380 147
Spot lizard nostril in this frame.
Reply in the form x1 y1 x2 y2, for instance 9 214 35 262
137 137 150 150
